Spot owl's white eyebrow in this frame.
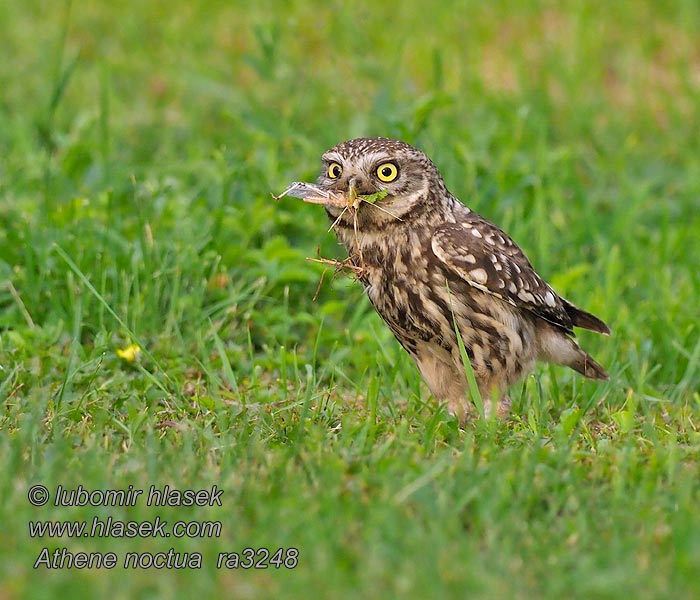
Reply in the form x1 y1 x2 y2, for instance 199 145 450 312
366 153 391 164
321 152 392 164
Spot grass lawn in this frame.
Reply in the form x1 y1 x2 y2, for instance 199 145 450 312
2 1 700 598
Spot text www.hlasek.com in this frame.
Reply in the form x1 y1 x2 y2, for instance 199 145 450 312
29 516 221 539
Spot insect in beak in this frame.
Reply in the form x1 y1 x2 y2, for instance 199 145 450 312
347 180 361 210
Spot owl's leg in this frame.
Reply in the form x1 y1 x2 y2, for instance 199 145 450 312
478 385 508 419
497 394 512 418
447 381 510 422
445 381 476 424
413 344 510 422
475 374 511 420
412 348 476 423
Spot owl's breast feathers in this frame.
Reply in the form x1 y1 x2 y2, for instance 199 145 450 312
340 226 448 349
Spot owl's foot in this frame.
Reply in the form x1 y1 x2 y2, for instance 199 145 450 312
447 393 511 424
496 394 512 419
481 394 512 419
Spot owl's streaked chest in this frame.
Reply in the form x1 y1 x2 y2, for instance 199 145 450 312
336 227 430 288
333 224 449 339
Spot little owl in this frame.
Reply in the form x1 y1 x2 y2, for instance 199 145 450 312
299 137 610 420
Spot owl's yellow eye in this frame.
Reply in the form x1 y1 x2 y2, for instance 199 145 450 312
327 162 343 179
376 162 399 182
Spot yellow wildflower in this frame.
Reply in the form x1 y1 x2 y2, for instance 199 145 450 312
116 344 141 362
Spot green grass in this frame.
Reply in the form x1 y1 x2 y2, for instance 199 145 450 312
2 0 700 598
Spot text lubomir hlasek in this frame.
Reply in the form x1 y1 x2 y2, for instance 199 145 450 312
52 485 223 507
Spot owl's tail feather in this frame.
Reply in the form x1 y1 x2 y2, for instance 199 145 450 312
541 323 610 380
570 350 609 381
563 300 611 336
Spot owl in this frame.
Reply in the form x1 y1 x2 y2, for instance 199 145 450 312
311 137 610 420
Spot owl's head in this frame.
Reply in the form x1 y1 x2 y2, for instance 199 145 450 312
318 137 447 226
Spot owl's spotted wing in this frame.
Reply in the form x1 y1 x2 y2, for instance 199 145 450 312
431 219 575 333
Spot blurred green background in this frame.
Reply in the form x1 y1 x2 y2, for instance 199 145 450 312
1 1 700 599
